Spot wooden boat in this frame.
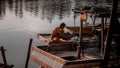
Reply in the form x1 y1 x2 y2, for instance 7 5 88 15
26 1 120 68
37 34 74 45
30 44 120 68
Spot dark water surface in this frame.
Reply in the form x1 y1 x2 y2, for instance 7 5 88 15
0 0 113 68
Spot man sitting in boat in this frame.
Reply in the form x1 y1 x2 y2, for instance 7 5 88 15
51 23 74 42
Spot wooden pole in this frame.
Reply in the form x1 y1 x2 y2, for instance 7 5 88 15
77 46 81 59
80 18 85 57
102 0 119 68
0 46 7 68
73 11 76 37
80 20 83 42
85 12 87 27
25 38 33 68
101 17 104 57
93 15 96 31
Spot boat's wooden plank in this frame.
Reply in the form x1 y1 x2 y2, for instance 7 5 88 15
37 44 77 52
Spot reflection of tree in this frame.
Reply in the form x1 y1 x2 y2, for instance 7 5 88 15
1 0 113 21
0 0 6 20
106 0 112 4
24 0 72 22
7 0 23 18
14 0 23 18
74 0 108 9
41 0 72 22
7 0 14 11
24 0 39 16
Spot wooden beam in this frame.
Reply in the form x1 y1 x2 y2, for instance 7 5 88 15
102 0 119 68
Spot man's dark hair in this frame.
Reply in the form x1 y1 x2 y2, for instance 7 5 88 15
60 23 66 28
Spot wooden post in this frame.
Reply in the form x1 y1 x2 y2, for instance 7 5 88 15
90 13 96 31
79 14 83 42
79 18 83 57
101 17 104 57
102 0 119 68
77 46 81 59
105 18 107 27
25 38 33 68
0 46 7 68
92 14 96 31
85 12 87 27
73 11 76 37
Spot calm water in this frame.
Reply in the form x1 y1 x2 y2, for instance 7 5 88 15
0 0 113 68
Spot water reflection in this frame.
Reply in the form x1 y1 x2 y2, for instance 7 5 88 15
41 0 72 22
5 0 72 22
74 0 112 10
0 0 113 22
0 0 6 20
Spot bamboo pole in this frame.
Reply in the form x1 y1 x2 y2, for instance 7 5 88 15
25 38 33 68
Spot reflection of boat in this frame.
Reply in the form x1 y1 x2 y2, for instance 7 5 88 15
26 1 120 68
